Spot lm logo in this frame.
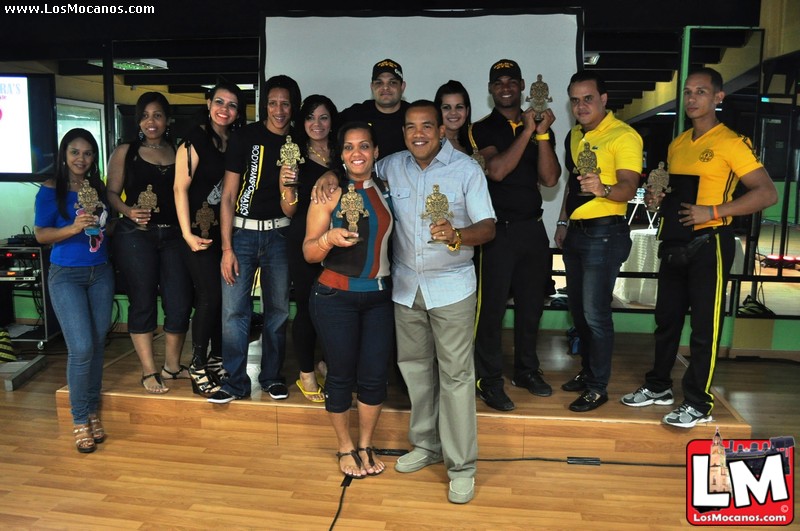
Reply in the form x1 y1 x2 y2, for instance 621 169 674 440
686 429 794 526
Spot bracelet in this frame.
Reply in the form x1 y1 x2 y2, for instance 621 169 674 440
316 231 331 252
534 133 551 141
556 219 569 227
712 204 720 220
281 189 299 206
447 228 462 251
222 248 233 253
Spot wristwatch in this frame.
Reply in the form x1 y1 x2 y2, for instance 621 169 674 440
602 184 612 198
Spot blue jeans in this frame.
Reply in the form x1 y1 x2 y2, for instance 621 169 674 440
48 262 114 424
221 226 290 397
562 222 631 394
309 280 394 413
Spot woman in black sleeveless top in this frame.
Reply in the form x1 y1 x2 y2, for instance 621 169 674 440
107 91 193 394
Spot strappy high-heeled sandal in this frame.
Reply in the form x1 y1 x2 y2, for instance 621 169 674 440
189 365 221 396
73 424 96 453
206 355 229 382
88 415 106 443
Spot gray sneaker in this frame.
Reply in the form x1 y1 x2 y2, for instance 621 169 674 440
620 386 674 407
662 403 712 428
395 448 443 473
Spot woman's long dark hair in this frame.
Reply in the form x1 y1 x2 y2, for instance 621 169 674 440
54 128 105 220
204 82 247 150
434 80 473 155
133 91 174 149
296 94 339 164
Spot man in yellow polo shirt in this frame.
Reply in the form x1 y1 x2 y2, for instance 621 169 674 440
554 70 642 412
621 67 777 427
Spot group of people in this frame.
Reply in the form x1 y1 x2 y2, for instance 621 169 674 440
33 55 776 505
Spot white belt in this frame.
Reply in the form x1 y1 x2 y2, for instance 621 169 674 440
233 216 290 231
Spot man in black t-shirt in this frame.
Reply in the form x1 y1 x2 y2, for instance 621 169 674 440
340 59 410 159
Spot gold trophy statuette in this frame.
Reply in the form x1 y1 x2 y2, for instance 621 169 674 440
421 184 453 244
645 161 671 212
75 180 103 234
336 183 369 243
277 135 304 187
134 184 159 228
192 201 218 238
525 74 553 122
576 142 601 196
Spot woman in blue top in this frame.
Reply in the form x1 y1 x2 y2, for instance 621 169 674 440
34 128 114 453
303 122 394 479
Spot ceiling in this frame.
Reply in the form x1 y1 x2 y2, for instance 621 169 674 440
0 2 763 115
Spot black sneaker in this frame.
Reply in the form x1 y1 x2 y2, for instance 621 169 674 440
561 371 588 392
512 370 552 397
264 382 289 400
207 390 238 404
476 379 515 411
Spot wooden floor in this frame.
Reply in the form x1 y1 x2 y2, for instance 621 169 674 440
2 328 798 530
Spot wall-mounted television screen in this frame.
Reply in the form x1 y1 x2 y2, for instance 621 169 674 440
0 73 58 182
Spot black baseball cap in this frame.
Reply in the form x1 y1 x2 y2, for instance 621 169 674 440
372 59 403 81
489 59 522 82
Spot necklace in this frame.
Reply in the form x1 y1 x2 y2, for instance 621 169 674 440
307 144 329 164
142 142 165 150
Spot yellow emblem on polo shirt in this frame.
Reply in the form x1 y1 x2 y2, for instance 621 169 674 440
699 149 714 162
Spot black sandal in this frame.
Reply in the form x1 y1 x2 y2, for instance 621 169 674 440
358 447 385 476
141 372 169 394
161 365 190 380
336 449 366 479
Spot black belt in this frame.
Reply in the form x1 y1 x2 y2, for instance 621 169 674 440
569 215 626 229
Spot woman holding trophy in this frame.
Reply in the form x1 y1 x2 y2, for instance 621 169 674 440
174 82 246 396
34 129 114 452
285 95 339 403
303 122 395 479
107 91 193 394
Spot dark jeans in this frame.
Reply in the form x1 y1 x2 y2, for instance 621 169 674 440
646 228 735 415
563 222 632 394
113 219 192 333
182 239 222 365
309 280 394 413
474 218 550 388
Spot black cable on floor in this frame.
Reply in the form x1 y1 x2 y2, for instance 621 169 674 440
329 474 353 530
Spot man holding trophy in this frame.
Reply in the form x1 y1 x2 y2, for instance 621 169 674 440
555 70 642 412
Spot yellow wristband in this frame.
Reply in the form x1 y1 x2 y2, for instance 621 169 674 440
535 133 551 141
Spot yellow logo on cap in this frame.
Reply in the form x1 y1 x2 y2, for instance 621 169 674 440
376 60 399 68
493 61 516 70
